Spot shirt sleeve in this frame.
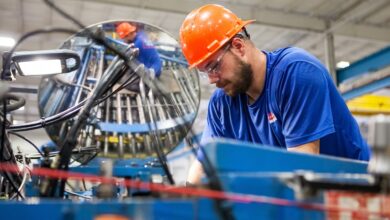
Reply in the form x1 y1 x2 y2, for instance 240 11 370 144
134 33 162 77
280 61 335 147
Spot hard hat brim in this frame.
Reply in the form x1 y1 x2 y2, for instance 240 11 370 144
188 19 255 69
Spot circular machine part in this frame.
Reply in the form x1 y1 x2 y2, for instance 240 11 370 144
38 21 200 162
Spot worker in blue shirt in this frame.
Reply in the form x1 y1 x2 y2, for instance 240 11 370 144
116 22 162 79
179 4 371 185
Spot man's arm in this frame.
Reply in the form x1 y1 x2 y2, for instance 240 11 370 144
187 139 319 185
186 159 204 185
186 91 226 186
287 140 320 154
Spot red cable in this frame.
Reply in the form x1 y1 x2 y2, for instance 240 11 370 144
0 162 389 218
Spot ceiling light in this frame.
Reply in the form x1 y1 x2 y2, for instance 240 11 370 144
0 36 16 47
10 49 81 77
337 61 350 69
18 59 62 76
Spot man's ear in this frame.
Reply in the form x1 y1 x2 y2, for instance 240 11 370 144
230 37 246 57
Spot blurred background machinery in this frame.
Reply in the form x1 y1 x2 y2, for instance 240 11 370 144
0 18 200 200
37 21 199 162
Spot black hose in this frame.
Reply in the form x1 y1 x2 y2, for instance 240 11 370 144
7 132 44 157
3 94 26 112
38 3 234 220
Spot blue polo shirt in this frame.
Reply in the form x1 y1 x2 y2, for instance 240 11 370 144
200 47 370 161
134 31 162 77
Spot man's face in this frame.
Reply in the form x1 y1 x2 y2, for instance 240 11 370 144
123 31 137 43
221 54 253 97
199 45 253 97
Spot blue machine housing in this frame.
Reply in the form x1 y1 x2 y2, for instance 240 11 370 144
204 139 368 219
0 140 369 220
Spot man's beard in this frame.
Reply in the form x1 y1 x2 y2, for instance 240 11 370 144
223 56 253 97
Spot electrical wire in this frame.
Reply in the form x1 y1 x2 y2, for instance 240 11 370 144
0 101 24 199
49 55 128 197
7 132 44 157
42 2 234 217
3 28 79 133
53 78 93 92
25 146 98 160
1 94 26 112
0 161 389 218
1 170 24 200
9 65 140 132
65 190 92 200
2 28 77 75
8 99 85 131
0 18 77 203
10 154 29 200
36 0 180 194
82 179 87 191
0 1 233 218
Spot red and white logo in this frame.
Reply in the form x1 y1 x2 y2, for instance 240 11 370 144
267 112 277 123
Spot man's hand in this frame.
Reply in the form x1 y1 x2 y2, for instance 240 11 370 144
288 140 320 154
186 159 204 185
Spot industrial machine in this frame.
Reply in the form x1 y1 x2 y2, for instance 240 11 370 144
38 22 198 160
0 20 200 201
1 7 390 220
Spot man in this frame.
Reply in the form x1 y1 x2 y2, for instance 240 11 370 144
116 22 162 78
179 4 371 185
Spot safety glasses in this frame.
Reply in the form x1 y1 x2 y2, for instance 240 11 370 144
202 44 231 77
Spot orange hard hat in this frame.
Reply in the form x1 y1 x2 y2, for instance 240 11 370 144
116 22 136 39
180 4 254 69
